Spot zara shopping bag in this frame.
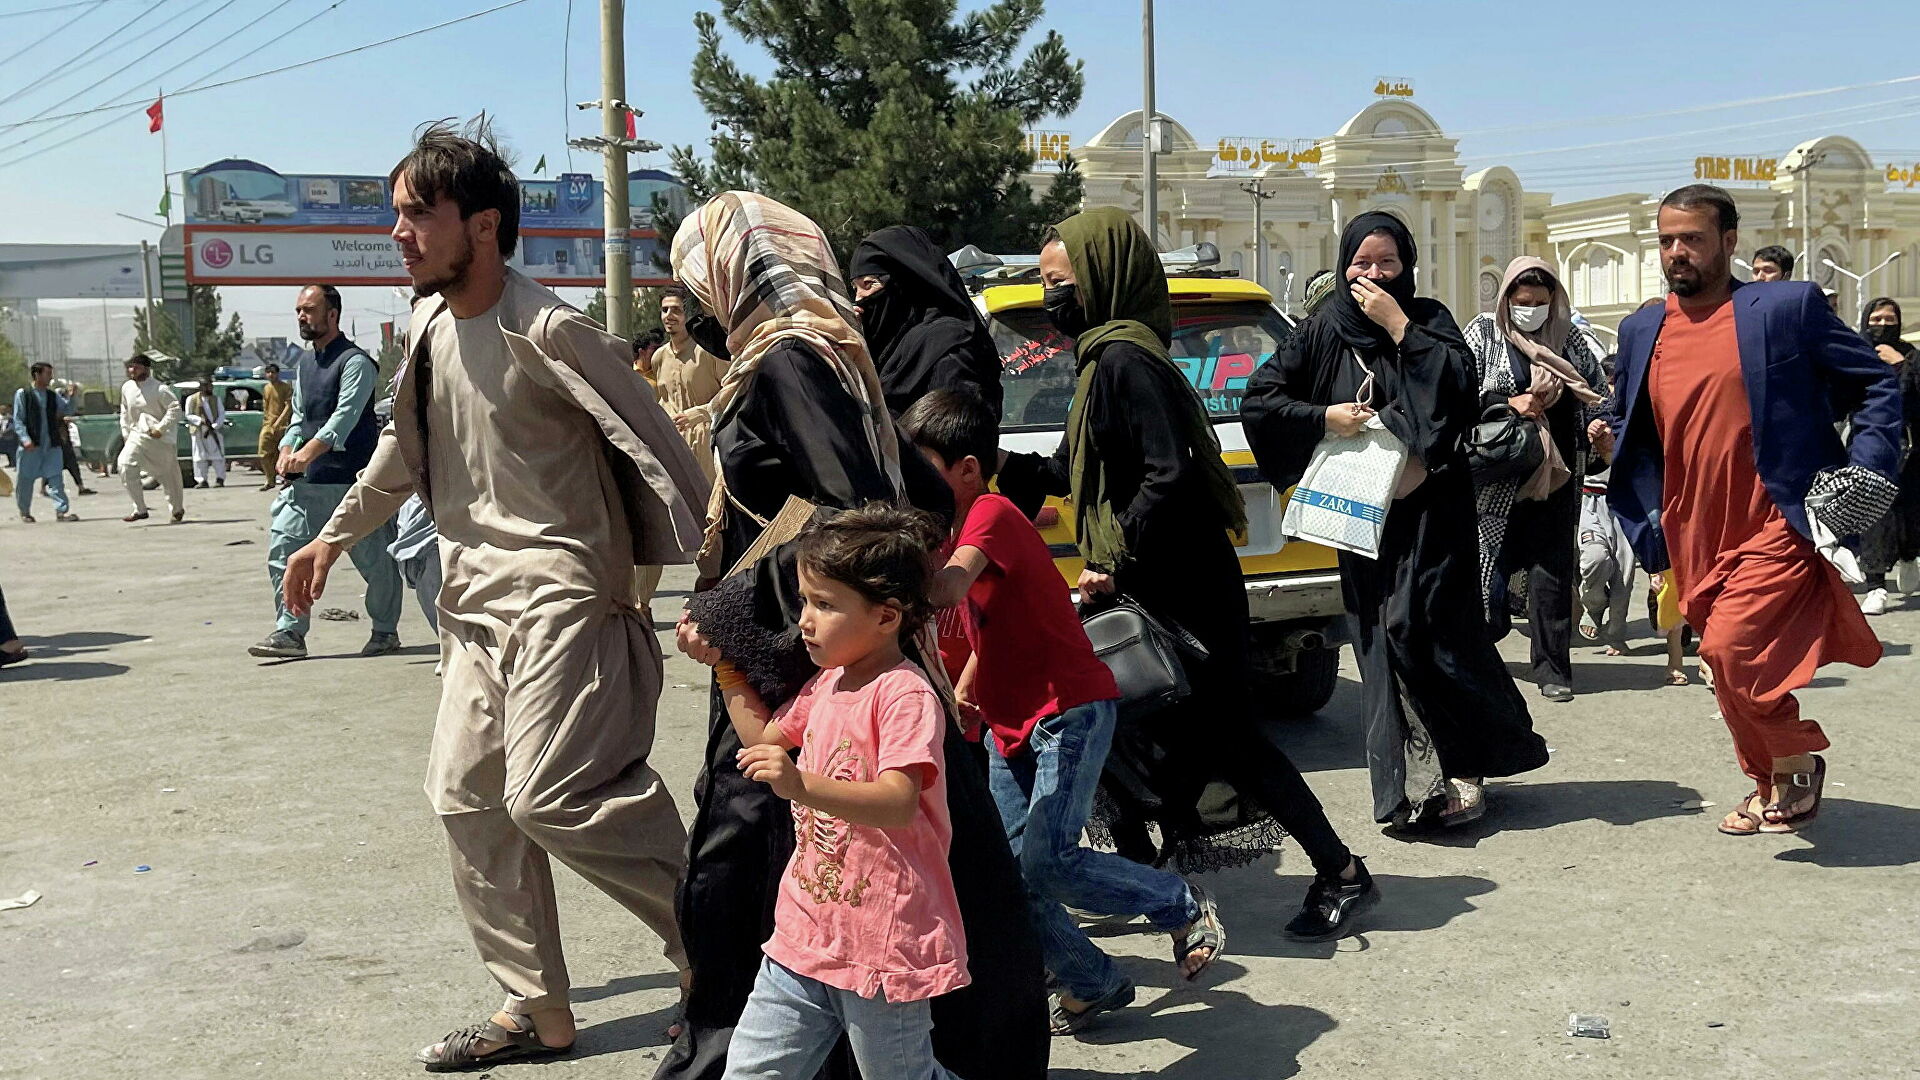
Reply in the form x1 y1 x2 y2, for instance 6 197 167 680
1279 350 1410 558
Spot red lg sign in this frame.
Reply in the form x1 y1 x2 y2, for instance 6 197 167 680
201 238 233 269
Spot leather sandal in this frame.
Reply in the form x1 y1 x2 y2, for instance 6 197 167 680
1049 980 1136 1036
1760 755 1826 834
1172 883 1226 983
415 1014 573 1072
1717 792 1765 836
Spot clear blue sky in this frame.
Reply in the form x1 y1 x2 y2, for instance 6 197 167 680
4 0 1919 332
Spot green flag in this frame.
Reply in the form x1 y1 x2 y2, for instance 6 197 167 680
534 154 547 175
156 187 171 218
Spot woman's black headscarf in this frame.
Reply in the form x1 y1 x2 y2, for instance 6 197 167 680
849 225 1004 418
1860 296 1914 354
1324 210 1424 353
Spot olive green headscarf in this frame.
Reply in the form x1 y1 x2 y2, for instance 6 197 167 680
1055 207 1247 570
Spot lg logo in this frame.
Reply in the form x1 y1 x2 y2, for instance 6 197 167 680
199 238 274 270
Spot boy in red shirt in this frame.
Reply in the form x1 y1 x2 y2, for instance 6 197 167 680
903 390 1225 1037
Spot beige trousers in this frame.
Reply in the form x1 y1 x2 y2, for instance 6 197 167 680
429 597 688 1014
118 433 183 517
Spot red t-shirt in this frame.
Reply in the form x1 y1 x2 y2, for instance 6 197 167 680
956 493 1120 755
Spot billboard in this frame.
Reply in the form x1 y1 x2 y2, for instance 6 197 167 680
181 158 676 287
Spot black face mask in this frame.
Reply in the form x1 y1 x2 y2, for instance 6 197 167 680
685 312 732 362
856 285 910 357
1867 324 1904 348
1043 283 1089 339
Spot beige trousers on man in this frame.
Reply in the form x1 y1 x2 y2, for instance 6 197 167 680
429 595 688 1014
118 432 183 517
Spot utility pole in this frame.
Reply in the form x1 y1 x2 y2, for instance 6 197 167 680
1240 178 1274 294
1140 0 1157 249
1791 148 1827 280
139 239 155 322
598 0 633 338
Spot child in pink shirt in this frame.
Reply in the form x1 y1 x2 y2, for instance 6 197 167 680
705 504 965 1080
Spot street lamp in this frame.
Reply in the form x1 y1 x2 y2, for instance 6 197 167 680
1822 251 1902 316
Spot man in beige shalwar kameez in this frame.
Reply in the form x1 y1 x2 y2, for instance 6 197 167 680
633 286 727 605
283 122 709 1072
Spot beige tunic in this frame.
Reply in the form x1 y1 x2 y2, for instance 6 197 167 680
654 335 725 483
315 271 706 1012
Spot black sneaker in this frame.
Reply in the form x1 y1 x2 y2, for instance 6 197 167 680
1284 856 1380 942
1540 683 1574 702
360 631 401 657
248 629 308 659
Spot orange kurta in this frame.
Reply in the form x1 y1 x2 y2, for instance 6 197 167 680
1649 294 1879 782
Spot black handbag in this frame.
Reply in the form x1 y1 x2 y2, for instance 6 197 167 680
1080 594 1209 721
1465 402 1545 486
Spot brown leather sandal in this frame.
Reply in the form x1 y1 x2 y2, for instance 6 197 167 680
1717 792 1765 836
1759 755 1826 834
415 1015 573 1072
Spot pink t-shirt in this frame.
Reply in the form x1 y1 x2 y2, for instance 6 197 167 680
766 661 970 1003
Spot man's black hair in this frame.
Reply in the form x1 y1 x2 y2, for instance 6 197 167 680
263 363 280 374
1752 244 1795 277
898 389 1000 480
632 328 664 355
389 116 520 257
29 362 51 377
313 283 343 315
1661 184 1740 233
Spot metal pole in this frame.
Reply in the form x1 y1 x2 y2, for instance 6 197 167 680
600 0 633 339
139 239 155 348
1140 0 1157 249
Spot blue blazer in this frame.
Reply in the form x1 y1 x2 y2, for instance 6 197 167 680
1607 280 1902 573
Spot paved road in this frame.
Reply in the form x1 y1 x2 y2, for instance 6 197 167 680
3 485 1917 1079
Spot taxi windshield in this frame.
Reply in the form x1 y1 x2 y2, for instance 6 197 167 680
990 299 1293 432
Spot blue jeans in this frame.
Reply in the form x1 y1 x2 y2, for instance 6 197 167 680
723 957 952 1080
987 698 1198 1001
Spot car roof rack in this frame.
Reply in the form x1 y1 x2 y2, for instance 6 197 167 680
949 241 1226 292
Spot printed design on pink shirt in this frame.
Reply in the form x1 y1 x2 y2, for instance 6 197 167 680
791 736 873 907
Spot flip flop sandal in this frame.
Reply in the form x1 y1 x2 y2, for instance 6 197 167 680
1760 755 1826 834
1717 792 1765 836
1439 779 1487 828
415 1016 574 1072
1049 980 1136 1036
1172 883 1226 983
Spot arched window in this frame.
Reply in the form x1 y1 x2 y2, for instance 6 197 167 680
1588 248 1617 307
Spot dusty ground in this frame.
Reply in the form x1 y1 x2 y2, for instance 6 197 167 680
2 483 1917 1079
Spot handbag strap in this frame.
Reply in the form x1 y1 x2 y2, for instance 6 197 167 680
1350 350 1380 410
1109 592 1211 660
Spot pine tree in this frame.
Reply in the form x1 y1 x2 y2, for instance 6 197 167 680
132 286 246 380
671 0 1085 261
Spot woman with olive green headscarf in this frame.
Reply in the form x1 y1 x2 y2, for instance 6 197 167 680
998 207 1377 950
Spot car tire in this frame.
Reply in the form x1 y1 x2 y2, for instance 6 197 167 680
1250 637 1341 716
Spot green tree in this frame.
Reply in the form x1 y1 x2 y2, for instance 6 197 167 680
583 287 664 337
671 0 1086 261
0 329 28 402
132 286 246 380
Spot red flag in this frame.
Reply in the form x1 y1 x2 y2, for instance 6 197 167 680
624 109 635 139
146 96 163 133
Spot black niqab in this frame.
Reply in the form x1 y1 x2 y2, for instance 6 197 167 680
849 225 1004 418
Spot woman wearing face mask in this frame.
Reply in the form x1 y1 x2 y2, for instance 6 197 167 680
848 224 1004 418
1242 212 1546 833
662 191 1039 1080
1462 258 1609 701
1854 297 1920 615
997 207 1379 950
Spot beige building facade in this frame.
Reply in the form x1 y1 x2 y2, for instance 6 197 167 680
1040 99 1920 344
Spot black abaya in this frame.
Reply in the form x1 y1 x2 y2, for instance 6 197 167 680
659 343 1044 1080
1242 306 1548 825
998 342 1353 877
850 226 1004 419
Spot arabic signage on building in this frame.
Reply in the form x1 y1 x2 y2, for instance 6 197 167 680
1692 156 1778 183
180 157 678 286
1887 163 1920 189
1210 138 1322 174
1373 76 1414 98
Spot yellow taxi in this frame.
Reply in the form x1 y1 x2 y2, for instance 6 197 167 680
954 243 1349 712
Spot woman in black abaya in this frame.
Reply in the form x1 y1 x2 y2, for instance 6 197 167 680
849 225 1004 418
1241 211 1548 831
661 193 1043 1080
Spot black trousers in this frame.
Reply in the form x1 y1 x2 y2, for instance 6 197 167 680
0 584 15 644
1501 481 1579 687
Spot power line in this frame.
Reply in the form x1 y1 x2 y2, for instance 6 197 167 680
0 0 243 150
0 0 326 158
0 0 167 107
0 0 135 19
0 0 535 172
0 0 103 69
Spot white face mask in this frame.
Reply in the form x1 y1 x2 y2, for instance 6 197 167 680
1508 303 1549 332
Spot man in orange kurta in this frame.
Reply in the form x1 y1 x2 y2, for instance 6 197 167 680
1603 185 1901 837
